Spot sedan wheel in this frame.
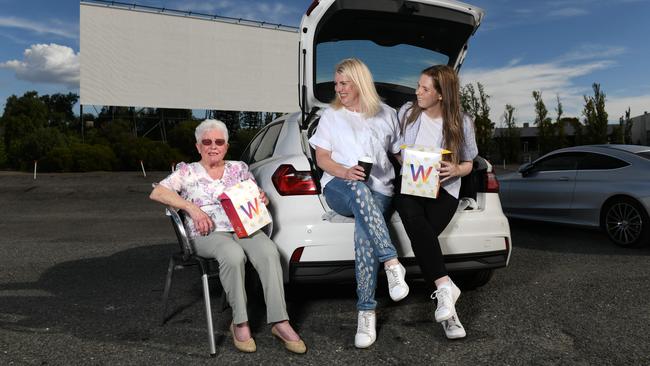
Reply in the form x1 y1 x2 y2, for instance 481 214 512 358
604 198 649 247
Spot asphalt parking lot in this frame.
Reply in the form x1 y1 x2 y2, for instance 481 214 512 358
1 171 648 365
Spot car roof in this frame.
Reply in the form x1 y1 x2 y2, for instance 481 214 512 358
542 144 650 162
589 144 650 154
551 144 648 153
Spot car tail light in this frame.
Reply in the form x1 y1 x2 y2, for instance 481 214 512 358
306 0 319 16
486 171 500 193
290 247 304 263
272 164 319 195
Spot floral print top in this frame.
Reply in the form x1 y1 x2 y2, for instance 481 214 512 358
158 160 256 238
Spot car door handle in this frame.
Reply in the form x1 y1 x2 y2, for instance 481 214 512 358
557 177 569 181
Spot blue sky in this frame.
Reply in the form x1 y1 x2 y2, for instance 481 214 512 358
1 0 649 125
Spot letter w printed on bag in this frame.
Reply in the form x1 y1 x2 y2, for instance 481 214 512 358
239 198 260 219
409 164 434 183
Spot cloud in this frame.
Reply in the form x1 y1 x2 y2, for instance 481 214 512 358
460 58 617 125
557 45 626 62
0 16 77 39
167 0 234 14
167 0 300 25
222 3 300 25
606 95 650 120
548 7 589 17
0 44 79 87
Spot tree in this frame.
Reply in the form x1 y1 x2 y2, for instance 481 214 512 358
554 94 568 149
2 91 48 146
461 82 494 157
532 90 554 154
498 104 520 163
582 83 608 144
40 92 79 130
623 108 633 144
241 111 263 129
264 112 282 125
167 120 200 161
212 110 241 137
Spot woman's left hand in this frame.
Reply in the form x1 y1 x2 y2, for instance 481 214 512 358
259 189 269 205
439 161 460 183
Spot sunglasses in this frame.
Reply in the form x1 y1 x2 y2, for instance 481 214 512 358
201 138 226 146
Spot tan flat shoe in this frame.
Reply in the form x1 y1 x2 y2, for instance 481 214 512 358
271 326 307 354
230 323 256 353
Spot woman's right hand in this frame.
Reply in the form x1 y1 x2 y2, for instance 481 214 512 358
186 203 214 236
344 165 366 181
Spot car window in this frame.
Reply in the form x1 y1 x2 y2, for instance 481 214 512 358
251 122 283 164
241 129 267 164
636 151 650 160
315 40 448 105
316 41 448 90
531 152 583 173
578 153 629 170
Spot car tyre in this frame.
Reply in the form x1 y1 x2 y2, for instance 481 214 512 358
603 197 649 247
454 269 494 290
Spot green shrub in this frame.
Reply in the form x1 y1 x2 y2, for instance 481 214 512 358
40 146 74 171
141 140 185 171
12 127 68 170
167 120 199 160
70 143 117 171
0 140 7 168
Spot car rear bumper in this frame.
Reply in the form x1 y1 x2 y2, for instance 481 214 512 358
289 249 509 284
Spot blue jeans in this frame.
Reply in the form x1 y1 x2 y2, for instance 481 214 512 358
323 177 398 310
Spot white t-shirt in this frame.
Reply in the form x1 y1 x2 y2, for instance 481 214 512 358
309 103 402 196
415 113 443 148
414 113 462 198
399 102 478 199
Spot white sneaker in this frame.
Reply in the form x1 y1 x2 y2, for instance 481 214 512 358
354 310 376 348
442 314 466 339
385 263 409 301
431 281 461 322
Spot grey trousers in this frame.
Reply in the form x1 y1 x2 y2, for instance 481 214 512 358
192 230 289 325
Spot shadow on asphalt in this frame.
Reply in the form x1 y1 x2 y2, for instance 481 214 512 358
0 243 243 357
508 218 650 255
1 243 422 355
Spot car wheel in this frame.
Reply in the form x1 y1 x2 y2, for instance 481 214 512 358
603 198 649 247
453 269 494 290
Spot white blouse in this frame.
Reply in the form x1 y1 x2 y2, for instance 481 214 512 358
309 103 402 196
158 161 255 237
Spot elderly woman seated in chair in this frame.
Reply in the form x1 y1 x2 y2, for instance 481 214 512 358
149 119 306 354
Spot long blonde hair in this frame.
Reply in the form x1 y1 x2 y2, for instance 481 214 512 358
401 65 465 164
330 58 382 118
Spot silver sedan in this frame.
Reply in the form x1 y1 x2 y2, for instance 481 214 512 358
499 145 650 247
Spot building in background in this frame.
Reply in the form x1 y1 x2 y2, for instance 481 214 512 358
630 112 650 145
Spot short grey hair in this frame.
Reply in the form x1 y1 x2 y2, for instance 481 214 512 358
194 119 229 143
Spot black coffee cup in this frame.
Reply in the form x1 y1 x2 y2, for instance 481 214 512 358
358 156 373 182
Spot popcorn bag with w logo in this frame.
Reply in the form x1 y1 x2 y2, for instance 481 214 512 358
219 179 272 238
400 144 451 199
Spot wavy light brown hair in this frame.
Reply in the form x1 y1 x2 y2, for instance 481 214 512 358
330 58 382 118
401 65 464 164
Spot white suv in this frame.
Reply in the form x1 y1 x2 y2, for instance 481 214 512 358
241 0 511 288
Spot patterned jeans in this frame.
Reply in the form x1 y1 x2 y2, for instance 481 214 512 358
323 178 398 310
